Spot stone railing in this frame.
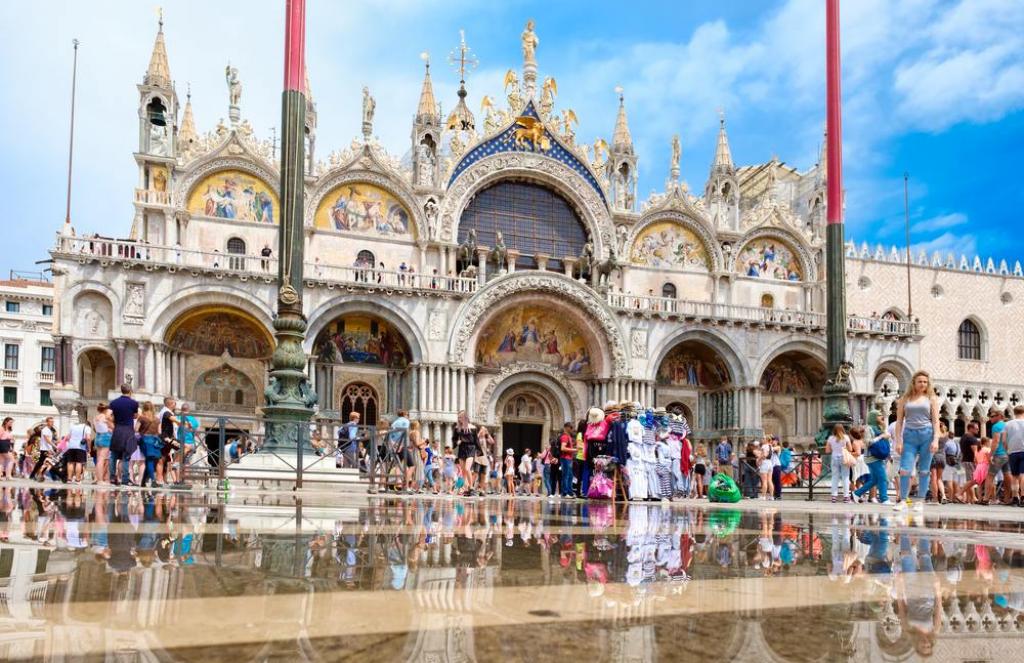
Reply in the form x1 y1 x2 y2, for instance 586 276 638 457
846 315 920 338
2 368 19 381
36 371 55 384
52 234 477 296
304 262 478 295
606 292 828 329
133 188 170 206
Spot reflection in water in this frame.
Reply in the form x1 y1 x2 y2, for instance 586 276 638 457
0 485 1023 660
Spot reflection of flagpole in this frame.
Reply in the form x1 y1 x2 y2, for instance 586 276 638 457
64 39 80 232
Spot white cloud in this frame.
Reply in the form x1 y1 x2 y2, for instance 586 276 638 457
911 232 977 258
911 212 968 233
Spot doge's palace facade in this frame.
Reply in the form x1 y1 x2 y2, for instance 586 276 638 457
47 18 1023 453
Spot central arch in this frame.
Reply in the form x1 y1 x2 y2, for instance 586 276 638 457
477 363 580 431
448 271 628 376
757 342 827 446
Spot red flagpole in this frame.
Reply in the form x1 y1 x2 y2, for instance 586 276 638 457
826 0 842 225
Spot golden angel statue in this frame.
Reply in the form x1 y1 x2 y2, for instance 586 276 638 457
504 69 523 115
561 109 579 146
539 76 557 119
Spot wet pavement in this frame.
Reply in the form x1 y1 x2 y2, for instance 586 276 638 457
1 485 1023 661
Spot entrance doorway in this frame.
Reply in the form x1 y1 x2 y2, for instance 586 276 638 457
501 422 543 461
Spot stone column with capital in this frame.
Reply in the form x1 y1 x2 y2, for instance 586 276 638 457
476 247 489 285
563 257 577 278
115 340 126 387
506 250 519 273
263 0 317 449
535 254 549 271
137 341 149 393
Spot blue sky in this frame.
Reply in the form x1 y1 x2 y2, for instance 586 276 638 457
1 0 1022 274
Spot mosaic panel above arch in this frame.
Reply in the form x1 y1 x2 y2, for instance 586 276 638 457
313 182 413 238
656 340 731 389
313 314 411 369
760 351 825 394
166 307 273 359
475 303 594 377
735 237 803 281
186 169 278 224
630 220 710 270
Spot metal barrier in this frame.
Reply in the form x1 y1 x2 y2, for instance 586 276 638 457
170 412 409 491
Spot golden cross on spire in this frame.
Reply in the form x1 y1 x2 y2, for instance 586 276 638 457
156 5 163 30
447 29 478 83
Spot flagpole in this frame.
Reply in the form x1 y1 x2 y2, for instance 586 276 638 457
904 172 913 317
64 39 80 232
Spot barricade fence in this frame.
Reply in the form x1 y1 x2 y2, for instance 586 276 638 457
175 412 408 491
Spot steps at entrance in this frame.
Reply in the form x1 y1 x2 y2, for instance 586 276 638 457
226 449 367 489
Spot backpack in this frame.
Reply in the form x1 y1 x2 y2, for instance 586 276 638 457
868 438 891 461
944 440 960 466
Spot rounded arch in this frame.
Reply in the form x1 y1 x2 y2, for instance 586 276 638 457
751 337 827 385
165 306 274 359
649 328 749 386
439 152 613 257
179 161 280 224
306 170 423 241
733 226 814 282
77 348 116 400
193 364 259 411
305 296 426 363
62 281 121 340
626 210 723 271
71 290 115 340
148 284 274 347
872 356 914 394
447 271 627 376
477 364 579 426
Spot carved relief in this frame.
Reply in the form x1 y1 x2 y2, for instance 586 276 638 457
124 282 146 322
428 308 446 341
449 272 628 375
631 328 647 359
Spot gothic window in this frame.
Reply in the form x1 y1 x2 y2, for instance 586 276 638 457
146 97 168 127
458 181 587 272
340 382 378 426
957 319 982 360
661 283 677 299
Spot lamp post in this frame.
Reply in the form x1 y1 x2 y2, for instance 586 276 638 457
819 0 854 440
263 0 316 445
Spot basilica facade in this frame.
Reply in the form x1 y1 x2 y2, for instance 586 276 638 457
47 19 1024 453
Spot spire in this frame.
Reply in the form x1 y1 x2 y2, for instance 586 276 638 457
445 31 477 131
179 85 197 145
815 125 828 185
416 53 439 123
612 88 632 151
144 12 172 88
711 110 734 173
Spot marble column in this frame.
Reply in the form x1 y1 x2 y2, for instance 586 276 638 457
53 336 65 385
506 250 519 274
563 257 577 278
476 247 489 285
536 254 549 271
136 342 148 393
457 369 466 412
115 340 126 387
466 369 476 418
417 365 426 413
152 345 163 396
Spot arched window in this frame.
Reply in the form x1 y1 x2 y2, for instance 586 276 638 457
661 283 677 299
226 238 246 270
355 250 375 267
459 181 588 272
958 319 982 360
760 293 775 309
340 382 378 426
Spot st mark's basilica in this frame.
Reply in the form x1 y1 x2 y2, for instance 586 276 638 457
46 18 1024 455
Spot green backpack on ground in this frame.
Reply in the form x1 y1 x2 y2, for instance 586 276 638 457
708 472 742 503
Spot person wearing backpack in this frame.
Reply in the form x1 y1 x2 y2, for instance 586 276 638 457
941 430 962 503
854 426 893 504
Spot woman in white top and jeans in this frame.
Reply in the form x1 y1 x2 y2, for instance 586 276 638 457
893 370 941 511
828 424 853 502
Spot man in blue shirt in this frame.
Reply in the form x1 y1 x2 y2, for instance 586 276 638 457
336 412 361 468
716 437 733 478
108 384 139 485
985 409 1008 504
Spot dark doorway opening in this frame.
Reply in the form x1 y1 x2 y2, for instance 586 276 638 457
502 422 543 460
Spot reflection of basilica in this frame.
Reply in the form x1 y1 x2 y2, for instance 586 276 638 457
47 17 1024 452
3 491 1024 662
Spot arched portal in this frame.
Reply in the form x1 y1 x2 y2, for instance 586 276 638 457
759 350 826 446
655 339 735 439
78 349 116 400
497 389 557 460
312 312 413 417
165 306 273 414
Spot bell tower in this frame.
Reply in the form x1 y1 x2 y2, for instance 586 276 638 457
607 89 638 213
134 13 178 246
704 111 740 231
411 53 441 190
